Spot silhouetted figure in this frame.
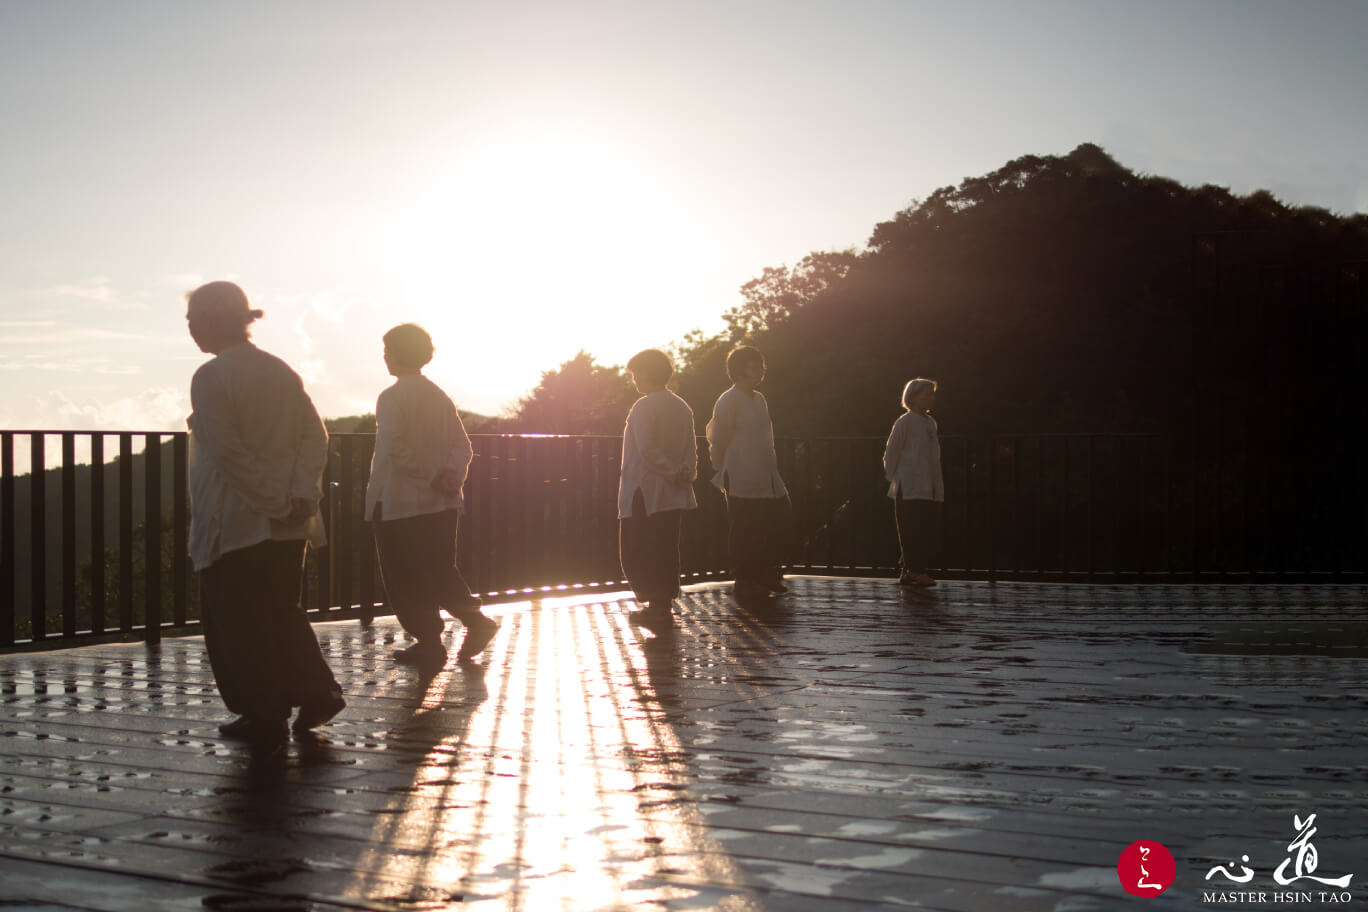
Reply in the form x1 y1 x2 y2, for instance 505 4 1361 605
185 281 345 741
365 324 498 672
706 345 791 598
883 378 943 587
618 349 698 627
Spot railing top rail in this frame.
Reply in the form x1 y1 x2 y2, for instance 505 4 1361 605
0 429 186 436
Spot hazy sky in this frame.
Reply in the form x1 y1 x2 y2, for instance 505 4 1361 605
2 0 1365 430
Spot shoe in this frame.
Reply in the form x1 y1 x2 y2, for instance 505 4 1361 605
292 692 346 733
218 716 287 741
393 641 448 669
456 615 499 662
900 572 937 587
630 603 673 627
766 579 789 594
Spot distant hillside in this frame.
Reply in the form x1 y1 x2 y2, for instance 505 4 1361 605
326 411 505 435
659 142 1368 438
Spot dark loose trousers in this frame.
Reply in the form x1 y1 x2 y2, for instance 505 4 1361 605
726 493 791 586
894 496 942 574
372 506 480 643
619 489 684 607
200 538 342 725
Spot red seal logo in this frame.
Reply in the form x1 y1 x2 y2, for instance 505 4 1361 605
1117 841 1175 897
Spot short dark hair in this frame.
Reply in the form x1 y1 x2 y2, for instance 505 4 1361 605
901 378 938 410
626 348 673 386
383 323 434 371
725 345 765 382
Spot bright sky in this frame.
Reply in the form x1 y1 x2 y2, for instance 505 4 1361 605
2 0 1365 430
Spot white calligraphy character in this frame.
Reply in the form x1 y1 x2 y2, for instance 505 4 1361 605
1136 845 1164 891
1205 854 1255 883
1273 813 1353 888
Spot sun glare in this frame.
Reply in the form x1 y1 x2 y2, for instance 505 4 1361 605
373 127 708 412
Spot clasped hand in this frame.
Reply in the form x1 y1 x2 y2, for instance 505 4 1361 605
431 468 463 496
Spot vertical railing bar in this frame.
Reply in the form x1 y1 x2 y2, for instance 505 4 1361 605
492 436 510 592
1035 436 1044 577
172 433 188 627
337 435 354 614
1085 435 1095 581
30 434 47 642
144 434 162 644
1191 432 1201 580
1 433 15 646
838 438 852 571
531 437 547 587
119 433 134 633
586 436 602 587
312 448 330 615
358 434 376 618
585 437 601 582
960 437 970 576
471 435 492 597
1008 437 1019 576
1164 434 1175 578
90 435 105 634
61 433 77 638
1137 436 1147 579
1244 429 1256 582
521 437 538 587
986 436 997 582
1060 437 1071 577
1213 431 1224 578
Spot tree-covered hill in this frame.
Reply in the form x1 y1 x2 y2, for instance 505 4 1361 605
662 142 1366 438
498 143 1364 445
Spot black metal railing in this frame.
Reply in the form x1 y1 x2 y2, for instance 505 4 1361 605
2 430 1363 650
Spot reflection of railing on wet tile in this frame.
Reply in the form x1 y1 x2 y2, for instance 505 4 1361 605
3 429 1365 650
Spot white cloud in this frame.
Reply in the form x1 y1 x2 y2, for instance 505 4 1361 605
49 276 116 302
158 272 208 289
13 388 188 432
0 327 141 345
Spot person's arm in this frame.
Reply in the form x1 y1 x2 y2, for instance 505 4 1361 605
433 404 474 495
883 416 907 482
680 404 699 486
286 385 328 520
706 392 732 470
190 366 290 519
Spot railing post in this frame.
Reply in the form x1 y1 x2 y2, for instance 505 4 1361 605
1 433 14 647
119 433 134 633
172 434 188 627
30 433 46 642
144 434 162 645
62 433 77 638
986 437 997 583
90 435 106 634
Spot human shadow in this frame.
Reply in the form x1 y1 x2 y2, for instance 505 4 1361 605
198 626 490 910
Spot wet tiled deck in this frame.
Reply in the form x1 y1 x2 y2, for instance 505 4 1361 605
2 578 1367 911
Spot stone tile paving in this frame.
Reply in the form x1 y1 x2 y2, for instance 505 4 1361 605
1 578 1366 911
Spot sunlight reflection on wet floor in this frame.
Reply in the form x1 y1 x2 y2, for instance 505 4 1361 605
342 598 759 911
